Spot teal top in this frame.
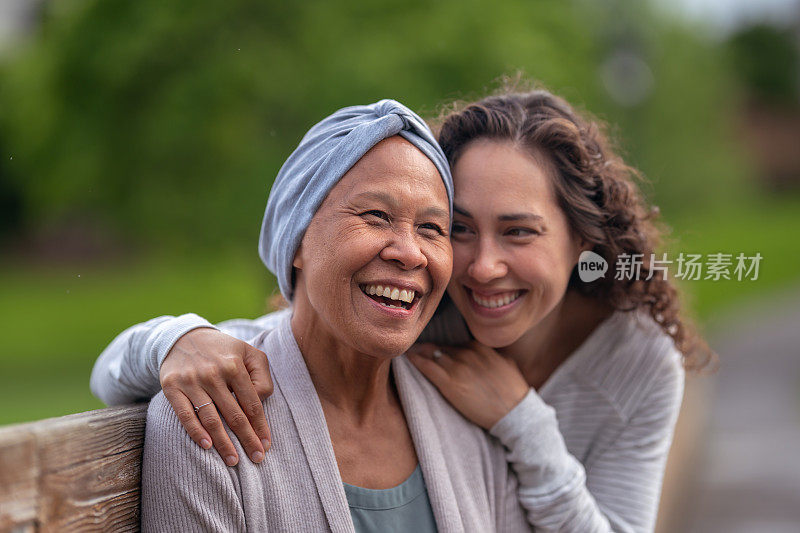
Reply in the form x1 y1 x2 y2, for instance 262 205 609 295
343 464 438 533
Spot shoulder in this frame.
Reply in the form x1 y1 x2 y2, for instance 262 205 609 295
142 392 221 486
571 311 684 422
146 391 177 432
394 356 522 524
215 308 293 340
393 355 495 452
145 391 192 449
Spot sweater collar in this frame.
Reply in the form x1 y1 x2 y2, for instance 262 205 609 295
258 314 466 533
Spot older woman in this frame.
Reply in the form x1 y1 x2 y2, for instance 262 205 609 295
139 100 531 532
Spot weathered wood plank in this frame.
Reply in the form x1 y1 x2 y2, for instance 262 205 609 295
0 404 148 532
0 428 38 532
34 405 147 474
39 489 140 533
39 448 142 532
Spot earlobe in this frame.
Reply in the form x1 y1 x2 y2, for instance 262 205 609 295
292 244 303 269
573 238 593 265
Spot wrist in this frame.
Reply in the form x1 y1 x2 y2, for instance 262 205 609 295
490 388 553 442
486 385 532 429
155 314 218 370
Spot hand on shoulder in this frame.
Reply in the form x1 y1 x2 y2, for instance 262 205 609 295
407 341 530 430
159 327 274 466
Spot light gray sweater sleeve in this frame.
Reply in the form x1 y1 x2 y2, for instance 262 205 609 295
90 310 289 406
90 313 217 405
141 392 247 532
489 353 684 533
90 298 453 407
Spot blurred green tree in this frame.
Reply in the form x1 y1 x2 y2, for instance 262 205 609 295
727 23 799 106
0 0 750 252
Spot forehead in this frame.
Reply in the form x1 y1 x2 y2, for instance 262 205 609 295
453 139 556 206
326 136 449 207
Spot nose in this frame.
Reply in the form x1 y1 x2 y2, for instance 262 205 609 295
379 228 427 270
467 239 507 282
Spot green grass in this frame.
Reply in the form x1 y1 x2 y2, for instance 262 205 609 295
1 194 799 426
0 249 277 426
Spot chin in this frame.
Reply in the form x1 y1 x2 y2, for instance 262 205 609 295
354 329 419 359
466 323 521 349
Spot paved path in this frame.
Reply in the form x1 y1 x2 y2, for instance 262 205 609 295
683 287 800 532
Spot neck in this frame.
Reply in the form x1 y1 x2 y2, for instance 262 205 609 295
290 308 395 424
497 290 613 389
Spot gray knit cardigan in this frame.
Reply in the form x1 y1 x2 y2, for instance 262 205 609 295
140 313 531 532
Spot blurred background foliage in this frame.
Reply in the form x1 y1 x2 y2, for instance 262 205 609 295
1 0 799 424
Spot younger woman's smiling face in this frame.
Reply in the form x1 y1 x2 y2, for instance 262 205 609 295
447 139 586 348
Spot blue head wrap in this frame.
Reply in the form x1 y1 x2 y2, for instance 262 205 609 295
258 99 454 301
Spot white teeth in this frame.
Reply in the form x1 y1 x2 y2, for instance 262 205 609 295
362 284 416 304
472 291 521 309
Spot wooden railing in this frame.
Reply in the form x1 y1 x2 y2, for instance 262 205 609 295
0 405 147 532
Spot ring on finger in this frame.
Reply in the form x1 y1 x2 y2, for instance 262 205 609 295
432 349 446 360
194 401 214 413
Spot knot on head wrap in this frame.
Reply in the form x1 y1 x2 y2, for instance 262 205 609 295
258 99 454 301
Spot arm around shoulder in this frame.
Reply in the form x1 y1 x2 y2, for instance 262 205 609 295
90 313 217 405
89 310 288 406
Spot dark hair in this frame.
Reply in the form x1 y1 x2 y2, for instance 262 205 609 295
435 80 712 370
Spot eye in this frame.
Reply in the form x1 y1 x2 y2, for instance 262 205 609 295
362 210 390 222
451 222 472 235
419 222 446 236
506 227 539 237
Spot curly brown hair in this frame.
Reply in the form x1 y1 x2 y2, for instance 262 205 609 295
434 81 712 370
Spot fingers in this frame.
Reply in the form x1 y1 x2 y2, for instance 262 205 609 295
183 384 242 467
163 385 246 466
409 344 459 371
163 386 213 451
241 347 274 450
407 350 452 389
467 340 502 361
237 347 274 454
243 347 274 399
409 343 442 358
407 344 462 387
203 367 265 464
228 361 272 455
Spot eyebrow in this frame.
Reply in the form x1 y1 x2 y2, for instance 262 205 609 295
422 206 450 221
454 204 543 222
353 191 449 221
352 191 397 206
499 213 544 222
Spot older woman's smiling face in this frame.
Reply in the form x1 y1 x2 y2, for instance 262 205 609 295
292 136 452 359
